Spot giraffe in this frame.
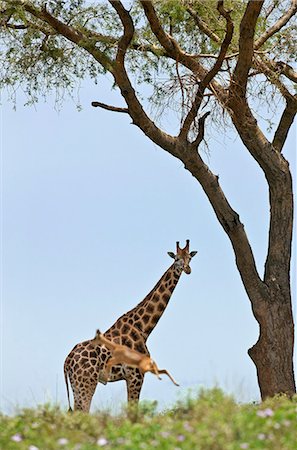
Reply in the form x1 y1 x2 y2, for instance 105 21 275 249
64 240 197 412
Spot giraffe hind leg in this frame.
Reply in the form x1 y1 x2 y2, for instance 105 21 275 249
70 375 98 413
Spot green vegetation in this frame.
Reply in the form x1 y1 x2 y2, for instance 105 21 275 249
1 389 296 449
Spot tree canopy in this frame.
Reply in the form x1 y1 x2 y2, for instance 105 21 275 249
1 0 296 133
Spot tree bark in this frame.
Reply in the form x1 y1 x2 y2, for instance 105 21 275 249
249 295 295 399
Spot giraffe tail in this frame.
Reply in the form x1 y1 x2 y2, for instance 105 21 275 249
64 363 73 412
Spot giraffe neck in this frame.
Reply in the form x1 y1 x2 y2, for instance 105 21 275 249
110 262 183 342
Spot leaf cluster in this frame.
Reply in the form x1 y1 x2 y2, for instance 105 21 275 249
0 0 296 122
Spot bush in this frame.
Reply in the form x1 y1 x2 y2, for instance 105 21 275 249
1 389 296 449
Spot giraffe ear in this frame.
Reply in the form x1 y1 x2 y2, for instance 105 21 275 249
190 251 198 257
167 252 175 259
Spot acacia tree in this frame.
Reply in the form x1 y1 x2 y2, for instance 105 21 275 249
1 0 296 399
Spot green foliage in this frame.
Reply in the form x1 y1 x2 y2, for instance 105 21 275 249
0 0 296 117
1 389 296 450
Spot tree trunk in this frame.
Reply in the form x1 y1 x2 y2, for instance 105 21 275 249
225 96 296 399
248 166 296 398
248 292 296 399
178 136 296 400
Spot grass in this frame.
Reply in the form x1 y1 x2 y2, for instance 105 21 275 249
0 388 296 450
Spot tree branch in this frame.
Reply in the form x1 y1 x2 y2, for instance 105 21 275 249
254 55 296 101
107 4 264 297
179 143 267 310
272 96 297 152
186 6 220 43
231 0 264 98
140 1 228 108
192 111 211 147
140 0 178 55
80 28 167 57
179 1 233 140
108 0 134 65
254 0 297 50
275 61 297 83
5 23 28 29
101 1 178 157
203 2 234 85
5 0 115 72
91 101 129 114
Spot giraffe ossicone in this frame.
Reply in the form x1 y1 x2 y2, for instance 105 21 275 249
64 240 197 412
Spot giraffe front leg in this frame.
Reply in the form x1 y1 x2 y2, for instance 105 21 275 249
125 367 144 403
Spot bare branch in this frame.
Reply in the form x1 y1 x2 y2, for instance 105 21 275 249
231 0 264 97
179 1 233 140
81 27 167 57
5 23 28 29
91 101 129 114
255 0 297 50
186 6 220 43
140 0 177 55
204 2 234 84
263 1 278 20
255 55 296 101
108 1 134 65
140 1 228 107
273 96 297 152
87 2 176 158
275 61 297 83
192 111 210 147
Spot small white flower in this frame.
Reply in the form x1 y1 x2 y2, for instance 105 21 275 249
97 437 108 446
240 444 249 449
274 422 281 429
11 434 23 442
257 433 266 441
283 419 291 427
28 446 39 450
177 435 185 442
183 422 193 432
57 438 69 446
160 431 170 438
257 408 274 418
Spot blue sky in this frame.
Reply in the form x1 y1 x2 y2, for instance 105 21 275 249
1 76 296 413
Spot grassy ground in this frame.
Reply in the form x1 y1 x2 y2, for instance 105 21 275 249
0 389 296 450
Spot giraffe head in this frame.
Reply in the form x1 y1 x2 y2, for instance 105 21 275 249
168 240 197 274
